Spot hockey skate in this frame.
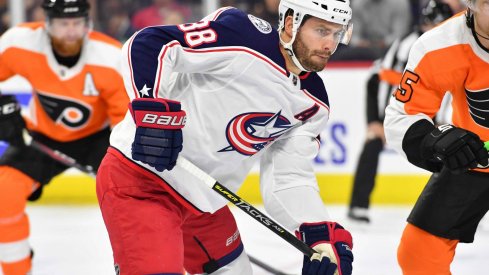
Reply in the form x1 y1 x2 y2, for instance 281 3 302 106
347 207 370 223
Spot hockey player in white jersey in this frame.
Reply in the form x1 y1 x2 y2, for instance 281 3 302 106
96 0 354 274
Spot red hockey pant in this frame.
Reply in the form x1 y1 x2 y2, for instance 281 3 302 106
96 151 244 275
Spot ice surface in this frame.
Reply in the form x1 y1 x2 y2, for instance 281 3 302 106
1 205 487 275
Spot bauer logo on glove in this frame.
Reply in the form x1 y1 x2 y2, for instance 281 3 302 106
129 98 185 172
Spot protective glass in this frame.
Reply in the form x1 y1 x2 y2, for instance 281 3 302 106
339 22 354 45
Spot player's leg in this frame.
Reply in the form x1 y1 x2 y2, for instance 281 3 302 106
397 170 489 274
96 151 187 275
398 223 457 275
0 166 34 275
348 137 383 222
182 206 252 275
0 145 66 275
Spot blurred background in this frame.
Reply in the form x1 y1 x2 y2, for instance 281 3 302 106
1 0 462 59
2 1 487 275
0 0 451 206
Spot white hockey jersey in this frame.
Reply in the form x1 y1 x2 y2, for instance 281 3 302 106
110 7 332 229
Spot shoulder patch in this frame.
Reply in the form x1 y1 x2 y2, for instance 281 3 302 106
247 14 272 34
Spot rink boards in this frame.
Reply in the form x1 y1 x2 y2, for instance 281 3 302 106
33 172 429 205
0 64 432 205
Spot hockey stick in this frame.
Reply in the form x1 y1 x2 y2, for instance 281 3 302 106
22 131 96 177
176 157 316 258
477 141 489 168
248 254 294 275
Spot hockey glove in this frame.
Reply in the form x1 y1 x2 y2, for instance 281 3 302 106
0 95 25 144
421 124 488 174
297 222 353 275
129 98 186 172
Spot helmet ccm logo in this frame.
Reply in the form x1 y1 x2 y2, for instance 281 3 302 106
63 7 80 13
333 8 349 14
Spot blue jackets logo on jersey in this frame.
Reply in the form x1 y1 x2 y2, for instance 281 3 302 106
219 111 292 156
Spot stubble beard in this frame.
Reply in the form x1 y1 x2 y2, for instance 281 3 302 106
51 37 84 57
292 34 331 72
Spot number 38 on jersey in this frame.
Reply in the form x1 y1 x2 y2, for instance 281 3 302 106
178 21 218 47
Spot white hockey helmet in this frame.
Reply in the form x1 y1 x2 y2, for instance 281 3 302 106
278 0 353 71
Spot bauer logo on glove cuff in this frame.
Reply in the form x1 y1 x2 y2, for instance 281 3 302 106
134 110 186 129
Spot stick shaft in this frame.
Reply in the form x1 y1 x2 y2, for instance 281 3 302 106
29 139 95 177
177 158 315 257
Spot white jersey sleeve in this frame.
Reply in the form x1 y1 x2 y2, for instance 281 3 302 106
260 135 330 231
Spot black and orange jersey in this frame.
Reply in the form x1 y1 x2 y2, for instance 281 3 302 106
0 22 129 142
384 13 489 172
368 30 452 125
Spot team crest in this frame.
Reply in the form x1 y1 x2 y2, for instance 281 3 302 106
37 92 92 129
248 14 272 34
219 111 292 156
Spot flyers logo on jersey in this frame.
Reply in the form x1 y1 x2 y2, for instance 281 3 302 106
219 111 292 156
466 87 489 128
37 92 91 129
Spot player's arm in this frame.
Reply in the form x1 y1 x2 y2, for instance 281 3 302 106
0 28 31 144
384 42 487 173
121 8 241 101
121 22 207 171
260 135 353 275
122 8 246 171
0 26 25 82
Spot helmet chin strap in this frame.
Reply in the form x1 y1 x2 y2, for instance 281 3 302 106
467 12 489 40
279 29 310 73
476 30 489 40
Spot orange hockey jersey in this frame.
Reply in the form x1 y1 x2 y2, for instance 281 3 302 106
384 13 489 172
0 22 128 142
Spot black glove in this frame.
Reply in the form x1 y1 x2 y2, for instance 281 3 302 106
129 98 186 172
0 95 25 144
421 124 488 174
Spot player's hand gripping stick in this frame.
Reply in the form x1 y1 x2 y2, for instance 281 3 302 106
421 124 489 173
297 222 353 275
177 158 355 275
176 157 317 258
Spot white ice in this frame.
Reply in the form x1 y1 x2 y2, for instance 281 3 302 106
3 205 488 275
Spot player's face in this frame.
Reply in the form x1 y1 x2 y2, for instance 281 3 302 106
48 17 89 57
474 0 489 33
293 17 344 71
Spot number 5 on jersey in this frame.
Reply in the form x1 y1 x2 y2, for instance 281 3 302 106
178 21 217 48
395 70 420 103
